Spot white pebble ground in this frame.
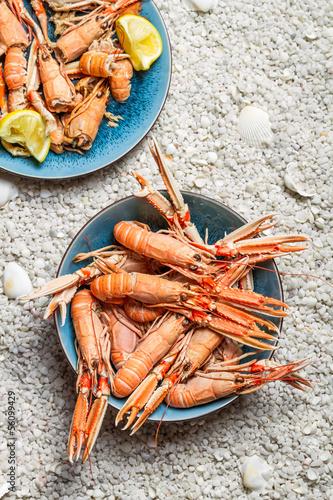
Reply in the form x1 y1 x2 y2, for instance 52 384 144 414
0 0 332 498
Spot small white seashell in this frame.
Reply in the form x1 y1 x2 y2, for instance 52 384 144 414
313 238 323 248
184 0 218 12
284 168 315 197
0 177 19 207
240 455 271 492
3 262 33 299
292 484 305 494
304 30 318 40
315 217 325 230
195 176 207 188
280 68 292 81
295 210 309 223
48 462 63 475
238 106 273 147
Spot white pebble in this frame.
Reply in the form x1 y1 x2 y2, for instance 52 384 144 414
306 297 317 308
207 152 218 163
5 220 17 239
33 429 42 438
200 116 211 128
40 188 52 199
91 489 105 499
3 262 33 299
120 442 132 454
166 144 176 156
320 451 331 462
148 486 157 499
21 248 31 258
279 52 289 62
307 469 319 481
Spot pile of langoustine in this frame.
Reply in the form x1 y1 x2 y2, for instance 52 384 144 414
0 0 143 155
23 138 314 463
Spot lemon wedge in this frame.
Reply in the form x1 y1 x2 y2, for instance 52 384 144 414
116 15 163 71
0 109 50 162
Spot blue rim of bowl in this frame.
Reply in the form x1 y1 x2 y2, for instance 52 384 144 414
54 192 283 423
0 0 172 181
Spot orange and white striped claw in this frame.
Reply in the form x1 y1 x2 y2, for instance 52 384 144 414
20 275 81 323
214 287 289 317
130 376 176 435
212 232 308 258
44 285 78 324
131 169 177 227
219 213 281 245
68 372 91 464
82 374 110 463
116 350 179 430
148 136 204 244
115 372 160 430
20 274 80 301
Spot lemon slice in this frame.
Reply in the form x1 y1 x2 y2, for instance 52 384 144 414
0 110 50 162
116 15 163 71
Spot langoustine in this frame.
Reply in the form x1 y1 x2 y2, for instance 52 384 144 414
69 289 113 463
166 358 313 408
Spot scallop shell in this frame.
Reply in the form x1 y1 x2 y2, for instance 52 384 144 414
238 106 274 147
184 0 218 12
0 177 19 207
284 168 315 197
3 262 33 299
240 455 271 492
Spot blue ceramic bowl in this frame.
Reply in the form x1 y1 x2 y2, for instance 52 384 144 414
0 1 171 180
55 193 282 423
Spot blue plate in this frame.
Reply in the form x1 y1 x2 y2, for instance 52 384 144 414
55 193 283 423
0 1 171 180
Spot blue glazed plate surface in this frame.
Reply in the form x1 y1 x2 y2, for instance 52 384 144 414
55 193 283 423
0 1 171 180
